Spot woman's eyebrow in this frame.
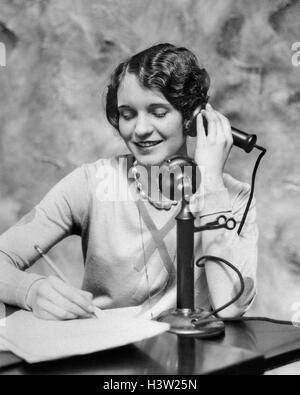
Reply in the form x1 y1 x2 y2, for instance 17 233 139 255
148 103 171 110
118 103 171 110
118 105 131 110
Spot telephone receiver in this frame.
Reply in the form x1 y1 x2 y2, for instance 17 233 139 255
189 106 257 153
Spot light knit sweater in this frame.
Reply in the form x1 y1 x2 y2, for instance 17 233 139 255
0 155 258 316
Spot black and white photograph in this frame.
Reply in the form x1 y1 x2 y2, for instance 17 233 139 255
0 0 300 378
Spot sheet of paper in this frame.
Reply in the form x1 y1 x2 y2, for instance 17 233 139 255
0 308 170 364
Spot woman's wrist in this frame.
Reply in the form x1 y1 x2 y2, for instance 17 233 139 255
25 278 46 311
189 179 232 218
202 172 225 193
200 188 232 219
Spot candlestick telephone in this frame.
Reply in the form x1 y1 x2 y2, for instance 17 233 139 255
156 106 268 337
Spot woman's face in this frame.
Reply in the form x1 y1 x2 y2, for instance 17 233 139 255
117 72 187 167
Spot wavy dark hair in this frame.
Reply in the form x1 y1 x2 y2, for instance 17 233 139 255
106 43 210 134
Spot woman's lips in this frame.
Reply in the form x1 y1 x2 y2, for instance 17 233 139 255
134 140 163 149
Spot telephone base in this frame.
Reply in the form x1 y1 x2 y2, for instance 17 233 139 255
156 308 225 338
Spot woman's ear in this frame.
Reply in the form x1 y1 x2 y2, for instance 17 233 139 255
183 119 191 136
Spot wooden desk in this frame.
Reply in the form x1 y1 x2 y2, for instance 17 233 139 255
1 307 300 375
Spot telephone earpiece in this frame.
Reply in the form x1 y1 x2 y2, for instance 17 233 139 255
188 105 258 153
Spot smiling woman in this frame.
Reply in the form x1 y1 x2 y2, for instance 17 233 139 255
106 44 209 166
0 43 258 321
106 44 209 202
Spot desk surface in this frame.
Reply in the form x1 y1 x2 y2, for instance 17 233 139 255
1 307 300 375
0 333 263 375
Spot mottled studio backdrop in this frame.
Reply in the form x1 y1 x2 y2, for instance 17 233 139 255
0 0 300 323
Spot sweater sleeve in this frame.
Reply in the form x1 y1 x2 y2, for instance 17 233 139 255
193 173 258 315
0 165 89 310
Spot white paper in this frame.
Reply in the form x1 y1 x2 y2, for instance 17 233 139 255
0 308 170 364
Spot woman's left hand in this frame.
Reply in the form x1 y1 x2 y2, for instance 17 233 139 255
194 103 233 190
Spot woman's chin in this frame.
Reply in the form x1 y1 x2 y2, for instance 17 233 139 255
134 154 166 167
131 149 165 167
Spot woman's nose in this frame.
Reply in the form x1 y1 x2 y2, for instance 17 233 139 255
134 114 154 137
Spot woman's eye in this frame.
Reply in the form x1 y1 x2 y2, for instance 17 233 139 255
120 112 135 120
153 112 167 118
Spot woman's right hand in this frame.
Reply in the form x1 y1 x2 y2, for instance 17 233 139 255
26 276 95 320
